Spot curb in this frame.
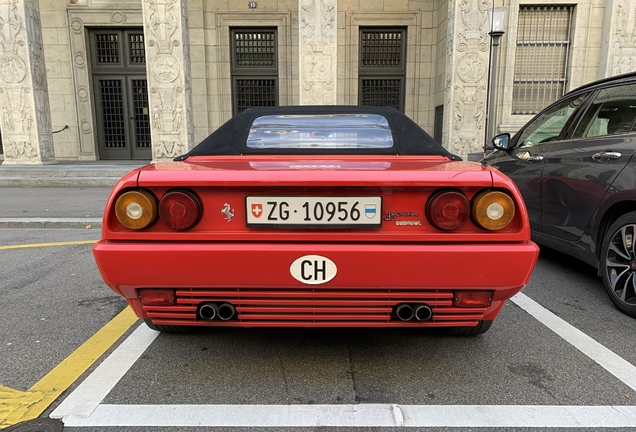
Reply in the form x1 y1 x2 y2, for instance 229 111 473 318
0 218 102 229
0 178 119 187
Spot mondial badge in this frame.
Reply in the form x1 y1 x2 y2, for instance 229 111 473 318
290 255 337 285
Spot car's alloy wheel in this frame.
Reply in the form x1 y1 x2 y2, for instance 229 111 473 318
600 212 636 318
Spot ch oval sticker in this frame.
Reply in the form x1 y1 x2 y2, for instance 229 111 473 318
290 255 337 285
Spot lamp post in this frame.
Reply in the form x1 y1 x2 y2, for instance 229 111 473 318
485 7 508 152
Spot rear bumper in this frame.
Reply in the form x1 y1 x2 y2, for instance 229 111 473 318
93 241 539 328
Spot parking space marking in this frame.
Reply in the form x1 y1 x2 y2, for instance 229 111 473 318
51 321 159 420
61 404 636 428
511 292 636 391
51 293 636 428
0 307 137 428
0 240 97 250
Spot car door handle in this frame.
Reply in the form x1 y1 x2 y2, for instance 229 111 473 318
593 151 622 161
528 154 544 162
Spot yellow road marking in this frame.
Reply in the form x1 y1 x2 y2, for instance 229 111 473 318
0 240 98 250
0 307 138 427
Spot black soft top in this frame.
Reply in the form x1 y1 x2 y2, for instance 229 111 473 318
175 106 460 160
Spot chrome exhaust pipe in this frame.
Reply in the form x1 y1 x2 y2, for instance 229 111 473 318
414 304 433 321
217 302 236 321
198 302 218 320
395 304 414 321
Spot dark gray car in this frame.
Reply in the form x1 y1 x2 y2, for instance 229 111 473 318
485 72 636 318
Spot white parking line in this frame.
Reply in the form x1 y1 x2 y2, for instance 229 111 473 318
51 324 159 419
51 293 636 428
59 404 636 428
511 292 636 391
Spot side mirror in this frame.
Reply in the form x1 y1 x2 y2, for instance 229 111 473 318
492 133 511 151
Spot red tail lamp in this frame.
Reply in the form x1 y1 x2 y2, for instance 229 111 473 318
139 289 176 306
427 190 470 231
159 190 202 230
454 291 492 307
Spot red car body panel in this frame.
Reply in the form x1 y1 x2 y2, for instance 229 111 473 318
93 155 539 329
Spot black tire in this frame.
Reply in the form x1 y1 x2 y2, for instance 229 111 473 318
143 319 201 334
600 212 636 318
438 320 493 336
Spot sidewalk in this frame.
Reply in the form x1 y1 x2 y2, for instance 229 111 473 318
0 161 148 229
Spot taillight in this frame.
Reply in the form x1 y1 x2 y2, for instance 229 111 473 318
472 190 515 230
159 190 202 230
426 190 470 231
139 289 176 306
115 190 158 230
454 291 492 307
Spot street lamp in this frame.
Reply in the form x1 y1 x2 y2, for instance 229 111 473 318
485 7 508 152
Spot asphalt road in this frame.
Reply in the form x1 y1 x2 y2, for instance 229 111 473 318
0 187 111 218
1 228 636 431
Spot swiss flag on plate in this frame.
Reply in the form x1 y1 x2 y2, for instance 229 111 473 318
251 204 263 218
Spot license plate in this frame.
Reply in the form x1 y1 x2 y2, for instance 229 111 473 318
246 196 382 228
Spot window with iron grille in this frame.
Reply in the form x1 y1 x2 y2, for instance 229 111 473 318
95 33 120 64
512 5 573 115
231 28 278 115
91 30 146 68
359 28 406 112
129 33 146 65
98 79 126 148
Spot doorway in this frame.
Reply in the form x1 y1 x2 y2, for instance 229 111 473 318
90 29 150 160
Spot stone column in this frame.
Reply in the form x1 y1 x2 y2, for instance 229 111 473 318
142 0 194 162
600 0 636 76
0 0 55 165
443 0 490 159
299 0 337 105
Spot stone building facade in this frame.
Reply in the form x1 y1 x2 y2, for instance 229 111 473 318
0 0 633 165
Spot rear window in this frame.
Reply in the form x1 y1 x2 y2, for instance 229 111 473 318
246 114 394 149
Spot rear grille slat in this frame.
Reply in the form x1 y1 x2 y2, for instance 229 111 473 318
431 314 485 321
178 299 452 307
143 287 488 327
236 306 393 313
175 289 454 299
148 319 481 328
240 314 389 321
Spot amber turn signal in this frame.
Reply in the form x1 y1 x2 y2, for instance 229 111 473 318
471 190 515 231
115 190 158 230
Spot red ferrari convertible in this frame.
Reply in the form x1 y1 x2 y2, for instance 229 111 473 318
93 106 539 335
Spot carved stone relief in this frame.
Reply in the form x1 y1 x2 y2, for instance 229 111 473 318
445 0 490 158
0 0 55 165
299 0 337 105
143 0 193 161
610 0 636 75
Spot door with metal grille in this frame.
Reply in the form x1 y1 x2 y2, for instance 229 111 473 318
359 28 406 112
230 28 278 115
90 29 150 160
